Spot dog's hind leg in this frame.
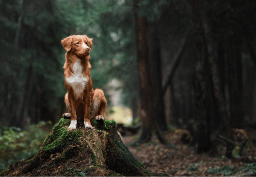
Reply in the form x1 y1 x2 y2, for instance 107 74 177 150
62 93 71 118
90 89 107 120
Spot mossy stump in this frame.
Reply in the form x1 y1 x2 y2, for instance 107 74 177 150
1 118 154 176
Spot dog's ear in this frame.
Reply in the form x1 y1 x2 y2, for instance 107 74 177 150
83 35 93 48
61 36 73 51
88 38 93 47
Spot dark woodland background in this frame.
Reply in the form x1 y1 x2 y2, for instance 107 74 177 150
1 0 256 173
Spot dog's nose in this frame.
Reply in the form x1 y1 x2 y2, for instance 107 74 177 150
84 48 90 52
82 43 89 50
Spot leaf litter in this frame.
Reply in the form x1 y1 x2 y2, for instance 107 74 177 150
122 130 256 176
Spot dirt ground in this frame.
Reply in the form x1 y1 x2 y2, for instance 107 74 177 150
122 130 256 176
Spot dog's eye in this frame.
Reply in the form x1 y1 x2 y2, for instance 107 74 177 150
76 42 79 44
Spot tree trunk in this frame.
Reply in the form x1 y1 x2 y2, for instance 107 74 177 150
193 62 213 153
133 0 166 145
244 30 256 69
177 70 187 124
162 36 187 94
14 0 26 50
16 56 35 128
192 0 213 154
147 25 167 131
1 119 155 176
169 82 179 126
200 6 234 158
227 35 244 128
131 96 138 126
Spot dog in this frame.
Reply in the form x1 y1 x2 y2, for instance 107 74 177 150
61 35 107 130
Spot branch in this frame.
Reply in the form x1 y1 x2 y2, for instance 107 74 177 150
162 35 187 94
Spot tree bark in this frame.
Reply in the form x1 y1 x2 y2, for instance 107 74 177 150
147 25 167 131
14 0 26 50
244 28 256 69
16 56 35 128
131 97 138 126
199 6 234 158
177 70 187 124
169 82 179 126
133 0 166 145
192 0 213 154
162 36 187 94
227 35 244 128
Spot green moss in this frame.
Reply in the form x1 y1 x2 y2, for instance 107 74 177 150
103 120 116 130
91 119 116 130
42 118 82 153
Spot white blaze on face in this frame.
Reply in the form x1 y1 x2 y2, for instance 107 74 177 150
82 40 89 50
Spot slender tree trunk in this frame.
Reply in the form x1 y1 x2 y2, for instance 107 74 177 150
169 82 179 126
243 65 255 121
147 25 167 131
192 0 213 154
211 41 226 129
200 7 234 158
177 70 187 124
227 35 244 128
131 96 138 126
162 36 187 94
16 56 35 128
133 0 153 144
244 30 256 69
133 0 166 145
14 0 26 50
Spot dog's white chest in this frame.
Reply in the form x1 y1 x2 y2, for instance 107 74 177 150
66 60 88 99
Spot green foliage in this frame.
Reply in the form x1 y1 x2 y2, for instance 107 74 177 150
0 121 50 171
187 163 198 172
206 166 220 174
207 165 237 175
64 167 86 176
240 163 256 174
207 162 256 175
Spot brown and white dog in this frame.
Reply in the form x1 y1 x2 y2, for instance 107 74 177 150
61 35 107 130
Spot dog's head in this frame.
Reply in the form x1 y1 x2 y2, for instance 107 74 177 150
61 35 93 58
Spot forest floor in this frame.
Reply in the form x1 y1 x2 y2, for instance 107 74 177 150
122 130 256 176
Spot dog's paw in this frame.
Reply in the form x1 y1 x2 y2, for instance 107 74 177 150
84 121 94 129
95 115 104 120
68 120 77 131
63 113 71 118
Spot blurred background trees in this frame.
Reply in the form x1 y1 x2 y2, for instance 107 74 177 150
1 0 256 168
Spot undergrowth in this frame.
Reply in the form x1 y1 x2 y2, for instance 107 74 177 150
206 163 256 175
0 121 51 171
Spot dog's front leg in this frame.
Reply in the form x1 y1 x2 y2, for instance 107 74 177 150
68 92 77 130
84 89 92 128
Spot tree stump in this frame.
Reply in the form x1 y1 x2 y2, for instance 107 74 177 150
1 118 155 176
